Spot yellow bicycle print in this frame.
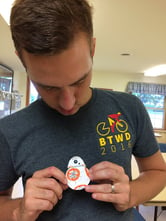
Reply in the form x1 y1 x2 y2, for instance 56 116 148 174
96 112 128 136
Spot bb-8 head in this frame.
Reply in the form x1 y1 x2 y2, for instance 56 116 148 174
67 156 85 168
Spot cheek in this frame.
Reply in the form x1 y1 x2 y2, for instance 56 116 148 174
36 89 58 104
76 83 91 101
41 94 59 109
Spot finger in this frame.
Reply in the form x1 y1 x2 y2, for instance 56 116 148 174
89 161 121 172
89 162 127 183
85 183 130 208
33 166 67 185
87 185 130 206
89 167 122 182
85 183 114 193
85 183 129 195
27 186 58 204
26 177 64 200
60 183 69 191
91 191 129 205
23 194 56 212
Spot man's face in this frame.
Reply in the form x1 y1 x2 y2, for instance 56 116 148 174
22 34 95 116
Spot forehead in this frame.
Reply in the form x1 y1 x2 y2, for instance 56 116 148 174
22 35 93 87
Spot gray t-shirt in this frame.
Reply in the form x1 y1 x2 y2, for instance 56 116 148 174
0 89 158 220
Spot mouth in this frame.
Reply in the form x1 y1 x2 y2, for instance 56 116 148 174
59 107 78 116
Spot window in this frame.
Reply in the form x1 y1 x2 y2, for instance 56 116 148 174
133 93 165 129
127 82 166 130
29 81 38 104
26 78 39 105
0 65 14 118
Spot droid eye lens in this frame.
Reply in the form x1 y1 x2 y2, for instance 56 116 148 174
74 160 78 164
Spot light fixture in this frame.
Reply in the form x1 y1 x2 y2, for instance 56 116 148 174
0 0 14 25
120 53 131 56
144 64 166 77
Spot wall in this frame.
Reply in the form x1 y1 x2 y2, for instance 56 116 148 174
13 69 166 110
91 70 166 92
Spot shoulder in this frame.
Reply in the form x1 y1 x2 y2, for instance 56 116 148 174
95 88 141 106
94 89 147 125
0 99 44 131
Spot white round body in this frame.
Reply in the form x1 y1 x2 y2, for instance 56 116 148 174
66 156 90 190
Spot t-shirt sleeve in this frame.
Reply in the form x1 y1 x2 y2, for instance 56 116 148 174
131 95 159 157
0 130 18 191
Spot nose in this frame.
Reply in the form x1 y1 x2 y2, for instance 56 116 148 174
59 87 76 111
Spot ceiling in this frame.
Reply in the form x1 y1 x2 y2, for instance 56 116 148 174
0 0 166 75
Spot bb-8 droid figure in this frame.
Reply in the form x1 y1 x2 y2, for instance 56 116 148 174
66 156 90 190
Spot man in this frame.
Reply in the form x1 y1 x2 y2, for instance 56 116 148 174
0 0 165 220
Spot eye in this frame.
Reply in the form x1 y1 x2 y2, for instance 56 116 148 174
72 79 86 87
74 160 78 164
43 86 58 91
38 85 60 93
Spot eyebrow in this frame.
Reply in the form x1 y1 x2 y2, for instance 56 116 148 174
32 70 91 89
70 72 89 86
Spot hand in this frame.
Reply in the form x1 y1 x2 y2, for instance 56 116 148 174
14 166 67 221
85 161 130 211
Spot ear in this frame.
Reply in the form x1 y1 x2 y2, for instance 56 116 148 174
15 50 26 69
91 37 96 57
15 50 19 56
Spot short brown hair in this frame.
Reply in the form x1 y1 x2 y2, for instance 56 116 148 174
10 0 93 56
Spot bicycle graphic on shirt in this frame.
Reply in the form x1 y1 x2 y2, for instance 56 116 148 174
96 112 128 136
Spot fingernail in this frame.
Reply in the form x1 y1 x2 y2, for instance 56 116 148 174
92 193 96 199
89 171 93 179
85 185 89 190
89 168 92 173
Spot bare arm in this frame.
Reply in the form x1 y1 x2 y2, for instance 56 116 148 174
129 150 166 207
0 188 22 221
